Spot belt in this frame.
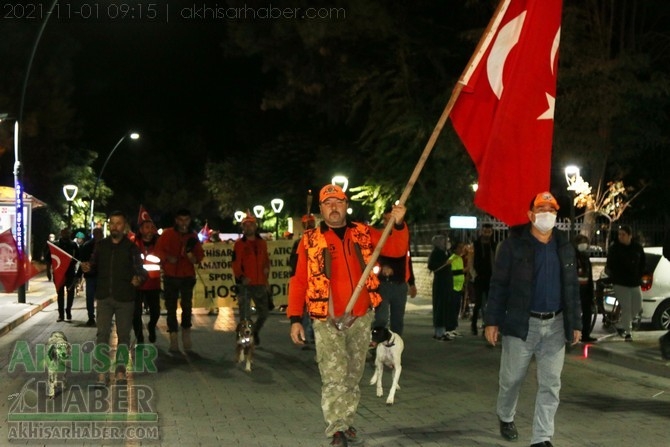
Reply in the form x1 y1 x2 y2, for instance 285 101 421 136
529 309 563 320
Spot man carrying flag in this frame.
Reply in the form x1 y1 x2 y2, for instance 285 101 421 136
49 228 79 322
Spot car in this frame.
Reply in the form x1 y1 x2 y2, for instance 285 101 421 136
599 247 670 330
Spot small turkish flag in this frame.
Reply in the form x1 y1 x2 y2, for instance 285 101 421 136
48 241 75 290
0 229 39 293
138 205 152 226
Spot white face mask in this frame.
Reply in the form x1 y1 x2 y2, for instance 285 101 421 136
577 243 588 252
532 212 556 233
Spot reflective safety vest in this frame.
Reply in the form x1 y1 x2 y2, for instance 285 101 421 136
303 223 381 320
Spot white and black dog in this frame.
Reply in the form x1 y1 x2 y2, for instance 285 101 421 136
46 331 71 398
369 326 404 405
235 319 255 372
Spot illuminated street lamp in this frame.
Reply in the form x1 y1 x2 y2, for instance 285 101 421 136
253 205 265 218
270 198 284 239
331 175 349 192
63 184 78 229
565 165 580 239
234 211 245 223
88 131 140 231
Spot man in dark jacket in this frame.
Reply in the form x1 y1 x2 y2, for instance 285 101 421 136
471 223 497 335
82 211 147 385
606 225 645 341
78 228 103 327
484 192 581 447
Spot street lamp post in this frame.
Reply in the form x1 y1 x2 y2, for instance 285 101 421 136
565 165 580 240
331 175 349 192
63 184 78 229
88 132 139 231
270 198 284 239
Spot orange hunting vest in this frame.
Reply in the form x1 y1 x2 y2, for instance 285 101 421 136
303 223 381 320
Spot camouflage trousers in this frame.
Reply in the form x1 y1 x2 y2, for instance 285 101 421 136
312 311 373 437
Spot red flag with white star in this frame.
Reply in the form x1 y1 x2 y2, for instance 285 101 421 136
450 0 562 226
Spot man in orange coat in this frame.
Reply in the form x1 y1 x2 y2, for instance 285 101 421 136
155 209 204 352
287 184 408 446
232 214 270 345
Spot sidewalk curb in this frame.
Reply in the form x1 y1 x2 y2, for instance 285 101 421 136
0 295 57 338
584 341 670 378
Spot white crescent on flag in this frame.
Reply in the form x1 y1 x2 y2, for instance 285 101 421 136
52 253 62 270
487 11 526 99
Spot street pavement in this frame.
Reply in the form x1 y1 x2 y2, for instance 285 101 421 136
1 273 670 446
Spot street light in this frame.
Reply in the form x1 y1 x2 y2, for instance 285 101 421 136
88 131 140 231
270 198 284 239
331 175 349 192
63 184 78 229
565 165 580 239
234 211 245 223
253 205 265 218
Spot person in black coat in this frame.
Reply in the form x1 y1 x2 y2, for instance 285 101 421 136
55 228 79 322
575 234 596 342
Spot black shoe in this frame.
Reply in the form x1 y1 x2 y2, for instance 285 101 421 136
253 332 260 346
66 312 72 321
148 326 156 343
344 426 362 445
499 419 518 441
625 334 633 342
136 335 144 344
330 431 348 446
582 336 598 342
616 328 626 337
85 319 96 327
531 442 553 447
57 316 64 322
471 326 478 336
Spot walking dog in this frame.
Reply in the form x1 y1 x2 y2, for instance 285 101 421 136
235 319 255 372
369 326 404 405
46 331 71 398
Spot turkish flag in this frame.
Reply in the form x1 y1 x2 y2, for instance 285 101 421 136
0 229 39 293
138 204 152 225
451 0 563 226
48 241 75 290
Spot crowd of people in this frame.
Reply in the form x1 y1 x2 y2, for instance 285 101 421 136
38 186 654 447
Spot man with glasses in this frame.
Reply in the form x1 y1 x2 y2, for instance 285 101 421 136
485 192 581 447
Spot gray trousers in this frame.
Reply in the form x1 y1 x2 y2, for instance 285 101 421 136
613 285 642 332
497 314 566 445
96 297 135 373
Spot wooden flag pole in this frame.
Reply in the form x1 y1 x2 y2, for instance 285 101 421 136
334 0 512 329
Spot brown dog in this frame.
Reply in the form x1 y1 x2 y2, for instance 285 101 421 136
235 319 255 372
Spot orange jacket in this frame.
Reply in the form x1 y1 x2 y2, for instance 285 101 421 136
288 221 409 321
231 236 269 286
154 227 204 278
135 235 161 290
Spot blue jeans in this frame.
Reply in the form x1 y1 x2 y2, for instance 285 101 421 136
374 282 408 335
497 314 566 445
163 276 196 332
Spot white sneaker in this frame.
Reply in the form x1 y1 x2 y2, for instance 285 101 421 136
449 331 463 337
